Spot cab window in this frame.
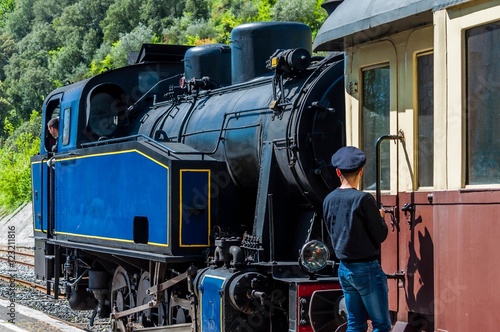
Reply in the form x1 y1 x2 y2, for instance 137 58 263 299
62 107 70 146
44 100 60 152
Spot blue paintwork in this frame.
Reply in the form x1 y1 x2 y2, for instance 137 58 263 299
181 170 210 246
54 149 169 245
40 81 86 155
58 84 84 152
200 274 225 332
31 158 48 232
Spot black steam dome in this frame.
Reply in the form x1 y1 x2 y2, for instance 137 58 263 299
230 22 312 84
184 44 232 87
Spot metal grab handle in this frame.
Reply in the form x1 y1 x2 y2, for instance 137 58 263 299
375 131 404 208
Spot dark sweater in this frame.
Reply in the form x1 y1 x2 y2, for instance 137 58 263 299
323 188 388 261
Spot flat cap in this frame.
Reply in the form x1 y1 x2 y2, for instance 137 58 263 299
331 146 366 172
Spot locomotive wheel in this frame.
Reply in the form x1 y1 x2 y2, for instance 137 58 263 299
168 291 191 325
111 266 135 331
137 272 153 327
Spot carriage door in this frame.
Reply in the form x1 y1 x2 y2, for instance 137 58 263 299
367 50 435 327
359 63 401 315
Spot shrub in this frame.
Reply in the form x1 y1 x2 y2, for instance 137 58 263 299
0 111 41 211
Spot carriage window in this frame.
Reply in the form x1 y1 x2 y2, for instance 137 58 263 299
466 22 500 185
62 107 71 146
362 65 390 190
417 53 434 187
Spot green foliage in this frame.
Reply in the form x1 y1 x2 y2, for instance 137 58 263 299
0 0 330 210
0 0 14 28
110 24 156 68
0 32 16 81
255 0 274 21
3 22 58 118
272 0 327 37
89 24 155 74
139 0 186 37
3 0 36 41
0 111 41 211
101 0 142 43
0 81 14 139
163 16 217 45
32 0 74 25
186 0 210 20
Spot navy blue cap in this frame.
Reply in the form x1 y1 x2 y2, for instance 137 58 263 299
331 146 366 172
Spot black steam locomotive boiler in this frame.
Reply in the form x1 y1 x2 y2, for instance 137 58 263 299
31 21 347 332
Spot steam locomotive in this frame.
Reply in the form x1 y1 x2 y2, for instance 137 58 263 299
31 21 348 331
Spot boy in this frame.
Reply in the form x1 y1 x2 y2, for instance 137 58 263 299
323 146 391 332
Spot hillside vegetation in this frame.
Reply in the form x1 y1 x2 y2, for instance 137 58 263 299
0 0 328 212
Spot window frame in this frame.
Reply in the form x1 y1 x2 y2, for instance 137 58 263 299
360 63 391 191
62 107 71 146
444 5 500 189
415 50 435 189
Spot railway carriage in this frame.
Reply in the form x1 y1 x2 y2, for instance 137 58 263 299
314 0 500 330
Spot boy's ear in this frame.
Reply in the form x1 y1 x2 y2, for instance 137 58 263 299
336 168 342 177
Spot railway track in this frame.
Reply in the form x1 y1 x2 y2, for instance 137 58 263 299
0 248 109 331
0 271 57 295
0 248 35 268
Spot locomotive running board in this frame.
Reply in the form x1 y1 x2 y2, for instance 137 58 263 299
135 323 192 331
46 239 204 263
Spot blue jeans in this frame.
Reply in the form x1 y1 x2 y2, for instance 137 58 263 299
338 260 391 332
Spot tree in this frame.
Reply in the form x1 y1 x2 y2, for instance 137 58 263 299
50 0 114 84
139 0 187 37
3 22 58 119
186 0 210 20
110 24 156 68
0 32 16 81
0 111 41 210
0 0 15 29
3 0 36 41
0 81 14 140
271 0 327 36
101 0 142 43
32 0 73 25
163 17 217 45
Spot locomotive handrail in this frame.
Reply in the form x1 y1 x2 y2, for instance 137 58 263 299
38 156 48 235
126 74 182 114
80 105 271 158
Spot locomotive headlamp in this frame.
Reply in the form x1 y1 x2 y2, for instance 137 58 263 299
299 240 330 273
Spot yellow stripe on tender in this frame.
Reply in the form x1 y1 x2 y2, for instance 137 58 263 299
56 149 169 169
